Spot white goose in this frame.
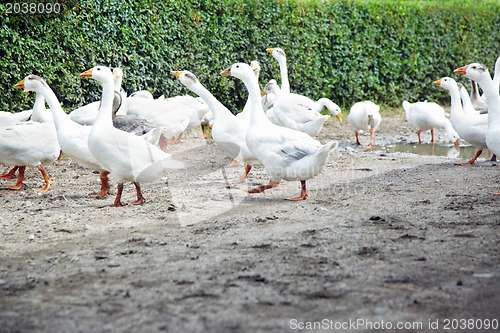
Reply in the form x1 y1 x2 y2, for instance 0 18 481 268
348 101 382 148
18 74 112 197
266 47 341 136
433 77 488 165
402 100 460 145
0 77 60 191
125 95 192 143
455 63 500 193
81 66 184 207
221 62 338 201
171 70 260 183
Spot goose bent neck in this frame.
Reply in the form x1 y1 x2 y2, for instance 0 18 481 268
38 87 71 128
190 83 233 124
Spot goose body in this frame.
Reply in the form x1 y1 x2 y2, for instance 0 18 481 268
402 100 459 144
0 110 32 126
266 48 341 136
348 101 382 147
433 77 488 164
221 62 337 200
0 77 61 191
83 66 183 207
172 70 259 183
455 63 500 162
19 74 112 196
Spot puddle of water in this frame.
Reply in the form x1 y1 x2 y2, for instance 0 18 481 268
376 142 494 161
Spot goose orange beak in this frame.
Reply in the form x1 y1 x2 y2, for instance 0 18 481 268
266 48 274 54
261 91 267 97
171 71 182 77
454 66 468 75
336 113 342 121
79 68 93 77
432 79 441 85
220 67 231 76
14 79 24 89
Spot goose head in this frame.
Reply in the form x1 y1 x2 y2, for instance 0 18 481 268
80 66 114 84
171 70 199 90
220 63 255 82
263 79 279 96
453 63 490 83
432 77 457 92
266 47 286 63
14 75 48 94
113 68 124 80
250 60 261 78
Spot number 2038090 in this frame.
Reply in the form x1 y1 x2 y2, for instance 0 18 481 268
6 2 61 14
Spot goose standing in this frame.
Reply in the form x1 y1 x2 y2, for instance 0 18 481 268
402 100 460 145
433 77 488 165
348 101 382 148
17 75 112 197
171 70 260 183
266 48 341 136
455 63 500 193
0 78 60 191
221 62 338 200
81 66 184 207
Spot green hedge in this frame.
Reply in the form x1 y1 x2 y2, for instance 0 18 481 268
1 0 499 113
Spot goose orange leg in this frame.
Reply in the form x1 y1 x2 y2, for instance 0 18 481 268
158 134 168 152
457 149 482 166
365 128 374 148
37 165 53 192
99 171 110 197
4 166 26 190
286 180 308 201
230 164 252 183
417 131 422 144
228 159 240 166
355 132 361 145
110 183 125 207
430 129 435 143
128 182 145 205
0 166 19 179
248 180 280 194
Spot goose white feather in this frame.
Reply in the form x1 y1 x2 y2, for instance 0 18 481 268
455 63 500 178
82 66 184 207
348 101 382 148
433 77 488 165
402 100 459 144
0 110 32 126
266 47 341 136
0 76 60 191
221 62 337 201
172 70 259 183
20 74 112 196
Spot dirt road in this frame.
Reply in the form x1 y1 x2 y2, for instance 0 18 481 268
0 114 499 332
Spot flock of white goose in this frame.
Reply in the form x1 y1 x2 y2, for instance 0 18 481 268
1 47 499 206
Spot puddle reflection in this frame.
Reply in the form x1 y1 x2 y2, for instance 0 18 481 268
377 143 494 160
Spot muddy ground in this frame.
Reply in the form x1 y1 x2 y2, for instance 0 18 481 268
0 113 499 332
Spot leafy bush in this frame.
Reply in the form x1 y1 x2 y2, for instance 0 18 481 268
1 0 499 113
